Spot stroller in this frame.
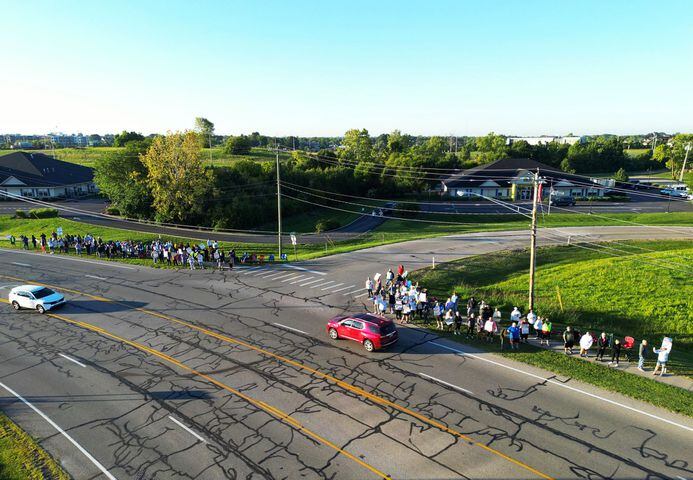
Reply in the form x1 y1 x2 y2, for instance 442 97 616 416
622 336 636 361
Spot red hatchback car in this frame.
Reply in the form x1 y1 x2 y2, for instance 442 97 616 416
326 313 399 352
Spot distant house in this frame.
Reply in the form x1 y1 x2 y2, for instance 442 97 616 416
506 136 583 146
440 158 604 201
0 152 97 200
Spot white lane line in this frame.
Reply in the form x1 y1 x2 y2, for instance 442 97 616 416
257 270 280 278
310 280 335 289
273 322 309 335
58 353 87 368
240 266 262 275
281 264 326 276
11 262 32 267
271 273 297 281
299 278 323 287
321 282 344 291
0 381 117 480
168 416 206 443
0 248 136 270
262 272 286 280
290 276 312 284
427 341 693 433
331 284 356 293
282 274 305 283
354 292 369 298
418 372 473 395
252 268 272 276
343 288 364 296
84 274 107 281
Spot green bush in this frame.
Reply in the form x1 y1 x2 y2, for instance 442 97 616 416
105 206 121 215
28 208 59 218
315 218 340 233
14 210 28 219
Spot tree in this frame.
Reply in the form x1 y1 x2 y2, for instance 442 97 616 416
614 167 629 183
224 135 252 155
194 117 215 147
474 132 508 163
339 129 373 164
653 134 693 178
94 141 152 217
387 130 411 154
113 130 145 147
141 131 210 222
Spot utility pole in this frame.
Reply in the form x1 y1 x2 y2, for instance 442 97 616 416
679 143 691 182
528 170 540 312
276 143 282 258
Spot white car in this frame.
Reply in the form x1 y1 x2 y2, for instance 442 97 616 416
9 285 66 314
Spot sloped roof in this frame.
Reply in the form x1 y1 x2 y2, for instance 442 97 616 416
442 157 587 189
0 152 94 187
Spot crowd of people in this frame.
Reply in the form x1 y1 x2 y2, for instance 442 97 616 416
365 266 673 376
7 231 281 271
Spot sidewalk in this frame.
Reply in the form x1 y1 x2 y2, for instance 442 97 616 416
522 333 693 391
374 306 693 391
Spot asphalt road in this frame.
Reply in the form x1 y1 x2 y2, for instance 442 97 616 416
1 195 690 246
0 226 692 479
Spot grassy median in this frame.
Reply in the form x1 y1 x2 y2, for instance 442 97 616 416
0 412 69 480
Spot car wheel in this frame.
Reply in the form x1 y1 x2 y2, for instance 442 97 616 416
328 328 339 340
36 305 46 314
363 339 374 352
11 301 20 310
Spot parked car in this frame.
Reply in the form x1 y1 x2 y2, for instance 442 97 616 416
548 195 576 207
9 285 65 314
326 313 398 351
660 184 690 198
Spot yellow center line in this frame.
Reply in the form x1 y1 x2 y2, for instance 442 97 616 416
0 274 554 480
0 298 389 480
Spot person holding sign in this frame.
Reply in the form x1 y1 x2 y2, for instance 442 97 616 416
652 338 672 376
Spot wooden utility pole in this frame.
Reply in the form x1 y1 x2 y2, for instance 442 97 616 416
528 170 540 312
276 144 282 258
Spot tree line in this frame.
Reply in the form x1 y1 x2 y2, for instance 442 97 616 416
93 125 692 230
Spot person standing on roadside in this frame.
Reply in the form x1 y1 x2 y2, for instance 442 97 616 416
533 316 543 340
609 339 622 367
508 322 520 350
541 319 552 346
637 339 648 371
520 318 530 343
596 332 609 361
652 343 670 376
579 331 593 357
366 277 374 297
563 326 575 355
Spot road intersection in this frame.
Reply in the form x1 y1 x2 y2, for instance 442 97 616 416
0 226 691 479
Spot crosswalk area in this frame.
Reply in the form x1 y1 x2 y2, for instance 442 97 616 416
234 265 366 299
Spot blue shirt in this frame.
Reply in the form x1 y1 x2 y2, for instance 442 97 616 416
508 326 520 339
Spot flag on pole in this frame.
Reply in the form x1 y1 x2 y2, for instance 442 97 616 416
537 182 543 201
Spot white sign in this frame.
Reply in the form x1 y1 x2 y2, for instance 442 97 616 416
56 227 63 235
290 234 297 246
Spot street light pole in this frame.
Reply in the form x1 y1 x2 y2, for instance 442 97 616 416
528 170 540 312
679 143 691 182
276 144 282 258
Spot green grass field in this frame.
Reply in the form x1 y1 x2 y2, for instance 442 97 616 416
1 212 691 264
411 240 693 374
0 412 69 480
624 148 649 157
0 147 290 167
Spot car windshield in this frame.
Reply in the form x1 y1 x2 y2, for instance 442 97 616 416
32 287 56 299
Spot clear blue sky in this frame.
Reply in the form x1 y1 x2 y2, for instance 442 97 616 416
1 0 691 136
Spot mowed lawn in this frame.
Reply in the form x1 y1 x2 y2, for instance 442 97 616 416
0 147 290 167
412 240 693 374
